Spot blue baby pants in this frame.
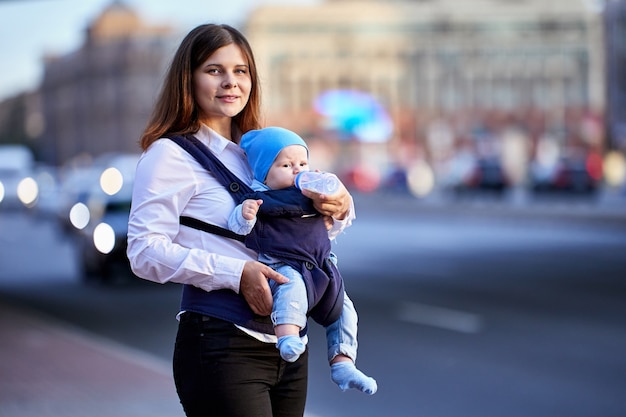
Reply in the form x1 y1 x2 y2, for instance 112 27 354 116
268 260 359 363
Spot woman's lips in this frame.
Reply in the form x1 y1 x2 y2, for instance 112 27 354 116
218 95 238 102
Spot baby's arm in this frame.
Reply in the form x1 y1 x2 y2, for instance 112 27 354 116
242 199 263 220
227 199 263 235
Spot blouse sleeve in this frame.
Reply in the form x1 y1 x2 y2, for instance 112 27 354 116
327 194 356 241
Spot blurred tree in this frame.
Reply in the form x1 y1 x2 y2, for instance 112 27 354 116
0 95 29 146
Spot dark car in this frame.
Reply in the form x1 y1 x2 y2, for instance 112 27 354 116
529 154 601 195
55 153 139 283
451 156 509 195
76 188 134 283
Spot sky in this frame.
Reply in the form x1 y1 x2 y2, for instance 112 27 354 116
0 0 320 101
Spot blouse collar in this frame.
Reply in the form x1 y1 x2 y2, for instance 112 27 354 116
195 124 240 156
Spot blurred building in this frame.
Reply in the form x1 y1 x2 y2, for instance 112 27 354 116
245 0 607 180
0 0 616 187
604 0 626 151
38 1 177 166
248 0 604 122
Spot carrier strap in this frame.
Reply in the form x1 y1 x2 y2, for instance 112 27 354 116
179 215 245 242
168 134 254 203
168 134 252 240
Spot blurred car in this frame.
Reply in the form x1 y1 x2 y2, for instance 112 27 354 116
447 155 509 195
339 164 381 193
28 164 63 219
60 153 140 283
75 187 134 282
0 145 35 210
378 162 437 198
379 167 410 194
529 153 602 195
56 165 104 235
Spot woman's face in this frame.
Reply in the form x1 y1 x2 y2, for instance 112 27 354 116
193 43 252 129
264 145 309 190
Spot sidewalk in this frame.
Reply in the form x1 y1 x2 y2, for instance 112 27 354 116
0 300 185 417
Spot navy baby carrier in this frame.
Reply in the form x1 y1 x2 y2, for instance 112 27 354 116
169 134 344 327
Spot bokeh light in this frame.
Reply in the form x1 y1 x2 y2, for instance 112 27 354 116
100 167 124 196
69 202 90 230
17 177 39 207
603 151 626 187
406 160 435 197
93 222 115 254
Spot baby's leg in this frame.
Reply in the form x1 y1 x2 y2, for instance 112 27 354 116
269 264 308 362
331 360 377 395
326 293 377 394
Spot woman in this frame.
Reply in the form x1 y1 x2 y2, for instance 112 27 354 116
126 24 354 417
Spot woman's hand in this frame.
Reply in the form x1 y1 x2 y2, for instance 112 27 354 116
301 181 352 220
240 261 289 316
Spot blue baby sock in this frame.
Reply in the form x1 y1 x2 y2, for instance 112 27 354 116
276 335 305 362
331 361 378 395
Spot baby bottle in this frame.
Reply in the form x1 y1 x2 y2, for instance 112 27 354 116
295 171 340 195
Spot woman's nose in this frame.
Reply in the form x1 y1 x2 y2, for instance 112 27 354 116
222 76 237 89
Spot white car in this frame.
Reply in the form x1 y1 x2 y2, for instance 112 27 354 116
0 145 35 210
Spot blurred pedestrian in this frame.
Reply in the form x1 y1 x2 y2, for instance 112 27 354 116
229 126 376 394
126 24 354 417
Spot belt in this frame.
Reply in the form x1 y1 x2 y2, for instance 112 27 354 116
179 311 213 323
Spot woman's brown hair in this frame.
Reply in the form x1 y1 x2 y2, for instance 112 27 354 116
139 24 262 150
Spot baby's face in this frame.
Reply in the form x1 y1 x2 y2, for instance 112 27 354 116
264 144 309 189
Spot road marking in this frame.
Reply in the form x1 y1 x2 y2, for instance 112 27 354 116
396 301 483 334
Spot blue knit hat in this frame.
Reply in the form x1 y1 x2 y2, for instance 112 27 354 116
240 127 309 181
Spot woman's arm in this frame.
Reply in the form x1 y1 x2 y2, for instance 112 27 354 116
127 140 246 292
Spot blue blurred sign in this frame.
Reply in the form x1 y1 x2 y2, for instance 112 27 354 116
314 89 393 143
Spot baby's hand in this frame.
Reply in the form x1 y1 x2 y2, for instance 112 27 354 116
242 199 263 221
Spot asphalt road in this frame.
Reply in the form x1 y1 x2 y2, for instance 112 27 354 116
1 192 625 417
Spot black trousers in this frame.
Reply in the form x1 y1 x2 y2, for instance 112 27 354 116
173 312 308 417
